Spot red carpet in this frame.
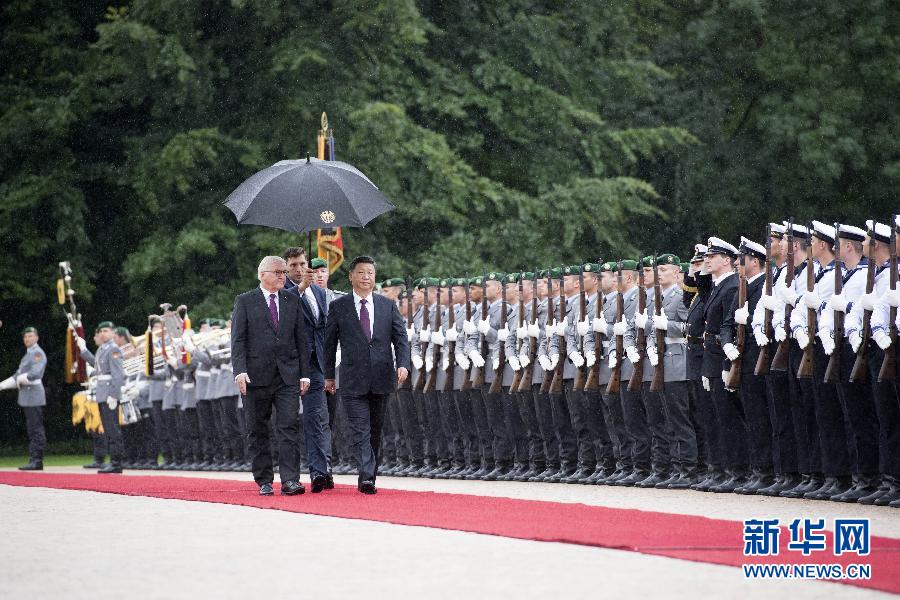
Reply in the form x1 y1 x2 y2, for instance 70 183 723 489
2 472 898 594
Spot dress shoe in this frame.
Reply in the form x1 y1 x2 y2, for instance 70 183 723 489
464 464 490 480
614 468 650 487
259 483 274 496
18 461 43 471
710 472 748 493
311 473 328 493
603 468 630 484
757 473 799 496
442 464 467 480
281 480 305 496
735 472 776 495
778 473 813 498
636 470 670 488
83 459 105 469
874 485 900 506
529 466 558 482
692 469 727 492
498 463 525 481
662 471 695 490
324 473 335 489
783 473 824 498
518 465 542 481
547 466 577 483
831 475 879 503
805 476 851 501
98 463 123 474
563 466 595 484
483 464 512 481
358 480 377 494
889 496 900 508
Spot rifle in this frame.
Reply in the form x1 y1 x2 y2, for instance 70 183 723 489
442 283 457 393
509 273 526 392
650 255 666 392
824 223 843 383
584 261 605 392
627 261 646 391
517 271 539 393
572 264 588 391
755 225 774 375
606 262 624 395
879 215 898 382
488 276 508 395
461 274 474 392
850 235 877 382
549 267 567 394
726 253 746 390
424 281 443 392
400 278 414 390
539 269 555 394
414 283 430 392
797 223 816 379
771 218 795 371
472 271 488 388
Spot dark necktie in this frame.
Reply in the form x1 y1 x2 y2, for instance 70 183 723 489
268 293 279 329
360 298 371 342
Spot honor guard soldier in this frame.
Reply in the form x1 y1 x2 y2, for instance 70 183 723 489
0 327 48 470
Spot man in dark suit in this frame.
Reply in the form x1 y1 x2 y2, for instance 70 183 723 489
283 246 333 492
324 255 411 494
231 256 310 496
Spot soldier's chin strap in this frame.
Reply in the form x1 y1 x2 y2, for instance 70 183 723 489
0 376 17 391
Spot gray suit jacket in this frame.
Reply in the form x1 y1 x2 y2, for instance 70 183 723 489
16 344 47 407
81 341 125 404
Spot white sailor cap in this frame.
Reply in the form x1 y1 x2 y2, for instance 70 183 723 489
837 224 866 242
896 215 900 231
706 237 738 257
782 221 809 237
810 220 836 245
769 223 787 237
866 220 892 244
689 244 708 262
739 237 766 261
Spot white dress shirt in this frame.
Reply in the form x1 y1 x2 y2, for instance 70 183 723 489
353 290 375 339
304 286 319 320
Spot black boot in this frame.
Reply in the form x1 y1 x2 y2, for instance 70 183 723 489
483 462 513 481
98 462 123 474
614 467 650 487
831 474 879 503
18 460 43 471
529 465 559 482
805 476 851 501
873 478 900 506
735 471 776 495
83 458 105 469
636 469 670 488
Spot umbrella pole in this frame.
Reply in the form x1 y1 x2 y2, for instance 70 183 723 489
308 231 312 259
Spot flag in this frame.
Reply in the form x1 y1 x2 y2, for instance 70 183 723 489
64 325 87 384
316 112 344 274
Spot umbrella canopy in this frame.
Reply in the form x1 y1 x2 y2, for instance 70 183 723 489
224 156 395 234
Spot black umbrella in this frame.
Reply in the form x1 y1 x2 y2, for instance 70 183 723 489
224 156 395 234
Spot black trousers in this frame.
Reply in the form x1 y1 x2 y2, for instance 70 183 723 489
384 392 405 462
869 345 900 478
196 400 221 462
122 420 144 462
150 401 170 462
482 384 512 464
22 406 46 461
601 388 631 468
739 372 773 471
213 396 244 461
423 390 448 462
765 370 798 473
453 389 480 465
99 402 124 462
710 377 748 470
179 408 201 462
812 342 852 477
342 391 388 484
501 388 529 464
564 379 596 468
837 341 879 476
620 386 651 470
688 378 713 467
532 383 559 467
396 387 425 464
664 381 698 468
139 408 157 462
469 386 494 464
640 381 673 471
245 381 301 485
438 390 465 465
327 390 351 466
91 431 107 462
788 342 821 474
163 408 182 461
547 383 578 468
516 387 546 467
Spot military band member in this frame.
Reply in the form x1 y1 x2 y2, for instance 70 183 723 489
0 327 48 470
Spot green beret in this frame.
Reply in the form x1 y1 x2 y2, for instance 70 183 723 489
506 272 520 283
521 271 536 280
563 264 582 275
310 258 328 269
640 255 655 268
614 260 639 272
548 266 563 278
471 276 484 287
680 262 690 273
196 318 210 327
21 326 37 335
582 262 601 273
438 278 451 287
97 321 115 330
381 277 405 288
115 326 130 337
485 271 506 282
374 282 382 291
600 262 616 272
537 269 548 278
657 253 680 266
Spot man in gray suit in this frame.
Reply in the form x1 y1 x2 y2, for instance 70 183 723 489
324 255 411 494
0 327 48 470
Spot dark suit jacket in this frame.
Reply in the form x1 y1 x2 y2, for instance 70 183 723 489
702 273 739 378
721 274 765 373
231 287 310 387
324 292 411 395
286 282 328 373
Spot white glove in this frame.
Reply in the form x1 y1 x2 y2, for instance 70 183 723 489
585 351 596 368
456 353 470 370
463 320 477 335
412 355 424 370
794 328 810 349
774 326 787 342
723 343 740 362
445 327 458 343
335 347 341 368
431 330 445 346
821 335 836 356
592 318 609 335
468 350 486 368
861 291 879 312
612 317 628 337
406 327 415 342
626 346 640 364
569 352 585 368
441 356 449 371
734 302 750 326
885 288 900 308
527 322 540 338
0 376 17 391
548 354 560 370
75 336 87 352
702 376 710 392
576 319 590 337
721 370 730 382
776 283 798 306
425 356 434 372
762 293 783 312
497 327 510 342
107 397 118 410
653 313 669 331
754 329 769 347
508 356 521 371
538 355 552 371
608 354 618 370
802 290 821 310
516 325 528 340
477 319 491 335
518 353 530 369
849 330 862 354
183 336 196 353
419 328 431 342
634 310 649 329
554 321 567 337
647 345 659 366
16 373 30 386
831 292 850 313
492 357 500 371
874 330 892 350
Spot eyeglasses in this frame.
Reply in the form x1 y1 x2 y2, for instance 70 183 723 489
263 270 288 276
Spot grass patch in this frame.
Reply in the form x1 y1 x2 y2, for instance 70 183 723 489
0 455 93 468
